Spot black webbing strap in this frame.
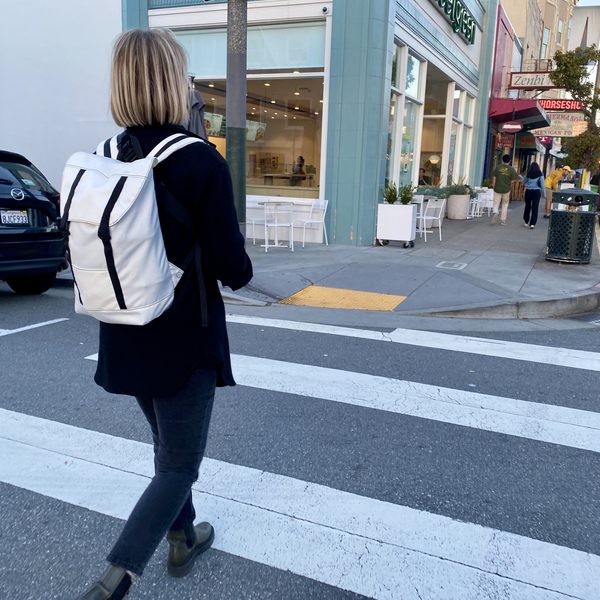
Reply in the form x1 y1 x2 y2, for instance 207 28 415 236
97 176 128 310
194 244 209 326
103 139 111 158
60 169 85 231
60 169 86 305
153 134 188 159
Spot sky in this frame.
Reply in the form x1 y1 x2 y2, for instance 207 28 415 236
577 0 600 7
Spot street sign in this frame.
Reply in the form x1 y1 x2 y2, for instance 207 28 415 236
500 121 523 133
509 72 555 90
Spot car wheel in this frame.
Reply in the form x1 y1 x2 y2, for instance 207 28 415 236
6 272 57 295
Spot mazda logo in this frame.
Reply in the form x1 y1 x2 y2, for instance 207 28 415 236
10 188 25 201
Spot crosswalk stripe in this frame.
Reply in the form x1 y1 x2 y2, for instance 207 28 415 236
83 352 600 453
1 407 598 600
225 315 600 372
230 355 600 452
0 318 69 337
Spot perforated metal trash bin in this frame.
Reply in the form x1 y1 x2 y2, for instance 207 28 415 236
545 188 598 264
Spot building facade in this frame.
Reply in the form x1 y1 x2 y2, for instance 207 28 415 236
142 0 494 245
1 0 495 246
485 0 580 180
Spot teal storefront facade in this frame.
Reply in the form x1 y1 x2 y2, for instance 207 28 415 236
123 0 495 245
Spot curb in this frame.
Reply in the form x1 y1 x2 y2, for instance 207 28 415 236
417 288 600 319
220 289 269 307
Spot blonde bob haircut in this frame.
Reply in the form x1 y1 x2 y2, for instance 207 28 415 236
111 28 189 127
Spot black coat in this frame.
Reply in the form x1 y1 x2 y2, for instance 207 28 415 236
94 124 252 397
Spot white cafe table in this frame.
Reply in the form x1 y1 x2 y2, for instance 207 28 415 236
257 200 296 251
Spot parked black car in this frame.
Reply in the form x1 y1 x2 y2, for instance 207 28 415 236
0 150 66 294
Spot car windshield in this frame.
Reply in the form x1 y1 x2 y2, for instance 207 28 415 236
0 162 57 195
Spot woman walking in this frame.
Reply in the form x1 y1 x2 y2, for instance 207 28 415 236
520 162 545 229
76 28 252 599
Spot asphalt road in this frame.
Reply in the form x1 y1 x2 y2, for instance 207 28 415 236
1 280 599 600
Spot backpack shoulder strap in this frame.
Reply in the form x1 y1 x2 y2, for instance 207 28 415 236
96 135 120 158
148 133 205 164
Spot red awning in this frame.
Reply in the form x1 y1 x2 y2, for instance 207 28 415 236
489 98 550 130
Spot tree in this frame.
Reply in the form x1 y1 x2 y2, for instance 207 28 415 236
550 46 600 170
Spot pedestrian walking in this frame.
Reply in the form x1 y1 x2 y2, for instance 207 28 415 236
75 28 252 599
543 165 572 218
490 154 519 225
520 162 545 229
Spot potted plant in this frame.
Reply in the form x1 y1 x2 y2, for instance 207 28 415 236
383 181 399 204
376 182 417 246
445 179 475 220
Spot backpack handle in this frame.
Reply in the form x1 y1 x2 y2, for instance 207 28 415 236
148 133 204 164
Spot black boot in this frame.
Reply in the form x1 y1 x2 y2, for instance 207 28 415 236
167 522 214 577
76 565 132 599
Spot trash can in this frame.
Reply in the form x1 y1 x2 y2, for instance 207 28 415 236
545 188 598 264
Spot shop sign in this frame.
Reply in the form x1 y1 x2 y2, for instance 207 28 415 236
500 121 523 133
517 132 536 150
538 99 584 112
509 72 555 90
531 112 587 138
496 133 514 148
432 0 477 45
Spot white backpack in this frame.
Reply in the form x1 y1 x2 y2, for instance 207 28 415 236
60 133 205 325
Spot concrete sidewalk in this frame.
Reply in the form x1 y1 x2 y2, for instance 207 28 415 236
233 203 600 320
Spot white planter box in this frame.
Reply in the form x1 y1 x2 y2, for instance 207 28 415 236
447 194 470 220
376 203 416 242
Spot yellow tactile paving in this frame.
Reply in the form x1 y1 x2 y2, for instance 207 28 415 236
280 285 406 311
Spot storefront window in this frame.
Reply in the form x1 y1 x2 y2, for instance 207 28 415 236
452 89 462 119
179 21 326 199
386 93 399 182
420 118 444 185
420 66 449 185
464 95 474 126
447 121 459 182
424 79 448 115
391 45 402 89
405 54 422 98
196 76 323 199
458 95 474 180
399 99 418 186
176 22 326 77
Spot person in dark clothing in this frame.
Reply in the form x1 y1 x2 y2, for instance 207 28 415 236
76 28 252 600
519 161 545 228
290 155 305 185
418 168 432 186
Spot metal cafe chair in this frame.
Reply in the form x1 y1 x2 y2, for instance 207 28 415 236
418 197 446 242
292 199 329 248
261 200 295 252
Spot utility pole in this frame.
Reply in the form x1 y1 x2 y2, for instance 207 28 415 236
226 0 247 233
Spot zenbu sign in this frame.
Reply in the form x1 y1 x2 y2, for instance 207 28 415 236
509 72 555 90
500 121 523 133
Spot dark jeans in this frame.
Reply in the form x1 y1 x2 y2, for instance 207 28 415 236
107 367 216 576
523 188 541 226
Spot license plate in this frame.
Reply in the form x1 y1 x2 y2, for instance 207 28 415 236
1 210 29 225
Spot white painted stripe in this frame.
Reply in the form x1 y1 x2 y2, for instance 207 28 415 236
230 355 600 453
225 314 600 372
0 318 69 337
84 352 600 453
0 408 597 599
